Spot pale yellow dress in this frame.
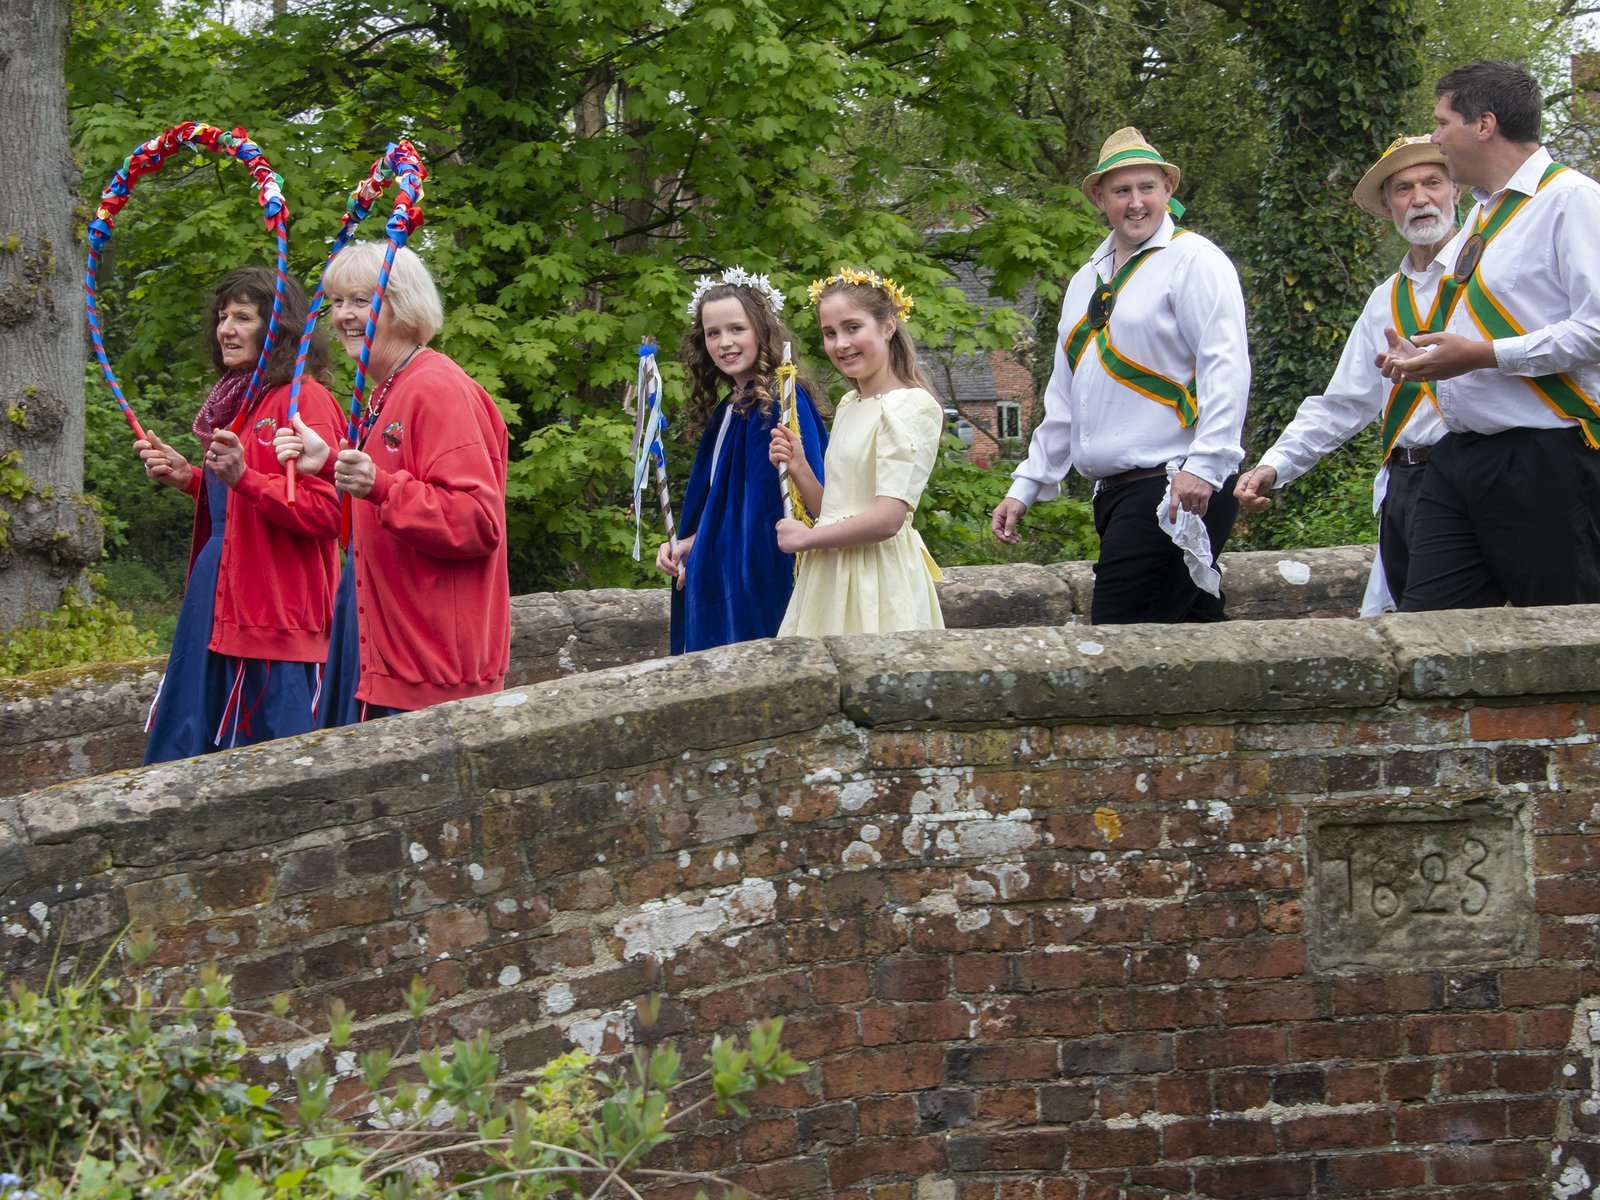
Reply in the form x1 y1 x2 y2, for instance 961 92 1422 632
779 387 946 636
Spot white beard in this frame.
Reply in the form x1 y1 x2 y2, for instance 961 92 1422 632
1398 207 1449 246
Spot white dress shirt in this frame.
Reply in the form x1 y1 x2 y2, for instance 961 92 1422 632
1008 215 1250 508
1262 249 1453 617
1261 249 1449 490
1436 146 1600 433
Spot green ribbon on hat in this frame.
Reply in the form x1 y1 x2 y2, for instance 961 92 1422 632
1096 146 1169 172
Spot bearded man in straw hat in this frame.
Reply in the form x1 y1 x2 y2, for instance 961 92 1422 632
991 127 1250 624
1234 136 1457 615
1378 60 1600 609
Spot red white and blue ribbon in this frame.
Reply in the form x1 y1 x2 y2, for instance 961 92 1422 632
629 340 677 561
86 122 289 445
283 139 426 503
341 142 427 450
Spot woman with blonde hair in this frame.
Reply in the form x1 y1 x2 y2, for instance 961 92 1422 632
275 241 511 723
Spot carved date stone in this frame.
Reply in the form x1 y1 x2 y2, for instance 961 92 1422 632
1307 804 1531 971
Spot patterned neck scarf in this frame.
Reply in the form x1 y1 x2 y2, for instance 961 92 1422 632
193 372 251 453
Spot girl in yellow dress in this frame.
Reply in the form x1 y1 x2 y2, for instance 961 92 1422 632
769 268 945 635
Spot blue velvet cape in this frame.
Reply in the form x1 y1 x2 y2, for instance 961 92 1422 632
670 385 829 654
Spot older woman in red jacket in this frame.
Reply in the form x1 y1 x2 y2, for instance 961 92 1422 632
275 241 510 724
136 268 344 762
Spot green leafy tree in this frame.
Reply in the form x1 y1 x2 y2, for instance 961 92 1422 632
67 0 1106 600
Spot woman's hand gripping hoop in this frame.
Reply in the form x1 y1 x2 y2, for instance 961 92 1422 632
283 140 427 504
86 122 290 448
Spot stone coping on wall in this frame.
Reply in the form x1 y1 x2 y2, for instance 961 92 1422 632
0 545 1374 799
7 602 1598 896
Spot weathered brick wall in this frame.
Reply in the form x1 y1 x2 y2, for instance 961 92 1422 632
0 546 1372 798
4 606 1598 1198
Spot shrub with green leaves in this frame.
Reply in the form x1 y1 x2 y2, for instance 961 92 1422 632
917 439 1097 569
0 576 157 677
0 942 805 1200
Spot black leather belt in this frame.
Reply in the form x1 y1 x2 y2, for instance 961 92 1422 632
1389 446 1431 466
1095 466 1168 494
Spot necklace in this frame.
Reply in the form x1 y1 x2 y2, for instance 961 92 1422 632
358 345 424 446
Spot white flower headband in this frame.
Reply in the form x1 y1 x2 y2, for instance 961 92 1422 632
686 266 786 319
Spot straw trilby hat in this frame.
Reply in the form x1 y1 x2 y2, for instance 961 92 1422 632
1082 127 1182 197
1352 135 1449 219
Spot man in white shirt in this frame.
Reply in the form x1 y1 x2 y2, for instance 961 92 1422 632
991 128 1250 624
1234 136 1457 615
1379 59 1600 609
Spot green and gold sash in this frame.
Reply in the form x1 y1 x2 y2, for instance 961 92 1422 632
1379 272 1451 455
1063 233 1198 428
1448 164 1600 449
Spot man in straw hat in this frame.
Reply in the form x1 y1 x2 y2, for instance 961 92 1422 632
1233 135 1457 615
992 127 1250 624
1378 59 1600 609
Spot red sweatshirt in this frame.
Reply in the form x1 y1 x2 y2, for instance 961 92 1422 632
333 349 510 710
184 378 344 662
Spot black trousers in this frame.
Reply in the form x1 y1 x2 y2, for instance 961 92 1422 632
1399 427 1600 611
1377 457 1428 606
1090 474 1240 624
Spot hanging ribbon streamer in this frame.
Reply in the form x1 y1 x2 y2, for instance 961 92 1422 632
775 341 798 522
284 140 426 504
337 142 427 542
629 340 678 562
773 340 814 527
86 122 290 445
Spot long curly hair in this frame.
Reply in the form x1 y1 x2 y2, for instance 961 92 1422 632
811 278 936 395
681 283 820 432
203 267 331 387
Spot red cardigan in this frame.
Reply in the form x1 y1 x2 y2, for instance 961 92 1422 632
330 350 510 710
184 378 345 662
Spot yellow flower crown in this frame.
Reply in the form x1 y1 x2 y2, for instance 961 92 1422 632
807 267 914 320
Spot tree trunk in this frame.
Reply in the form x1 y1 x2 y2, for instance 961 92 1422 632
0 0 101 629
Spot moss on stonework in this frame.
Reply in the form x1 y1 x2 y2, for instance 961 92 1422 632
0 656 165 698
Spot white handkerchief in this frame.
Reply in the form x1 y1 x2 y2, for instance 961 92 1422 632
1155 466 1221 596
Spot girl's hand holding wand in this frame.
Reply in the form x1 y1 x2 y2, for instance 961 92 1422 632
775 516 810 554
769 425 822 503
654 534 696 590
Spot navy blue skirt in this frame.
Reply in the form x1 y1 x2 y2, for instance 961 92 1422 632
317 561 400 728
144 472 321 765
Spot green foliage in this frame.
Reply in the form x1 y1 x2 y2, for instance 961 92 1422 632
0 954 267 1183
60 0 1594 604
67 0 1106 595
1234 437 1383 552
1241 0 1421 446
0 574 157 676
0 943 806 1200
916 439 1097 567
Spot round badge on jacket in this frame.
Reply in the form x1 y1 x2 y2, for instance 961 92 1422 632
1453 233 1485 284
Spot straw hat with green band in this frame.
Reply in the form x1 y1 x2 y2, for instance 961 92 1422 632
1082 127 1182 196
1351 134 1449 219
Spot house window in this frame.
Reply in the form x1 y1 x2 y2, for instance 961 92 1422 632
996 402 1021 440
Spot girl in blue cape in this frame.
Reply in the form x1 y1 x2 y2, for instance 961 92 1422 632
656 269 828 653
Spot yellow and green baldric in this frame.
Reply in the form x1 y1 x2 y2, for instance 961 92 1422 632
1447 163 1600 449
1380 271 1454 455
1063 231 1198 428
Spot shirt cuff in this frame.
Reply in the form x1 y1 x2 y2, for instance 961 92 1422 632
1258 449 1298 488
1178 453 1231 490
1492 335 1528 375
366 467 395 505
232 466 269 502
1006 476 1048 508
